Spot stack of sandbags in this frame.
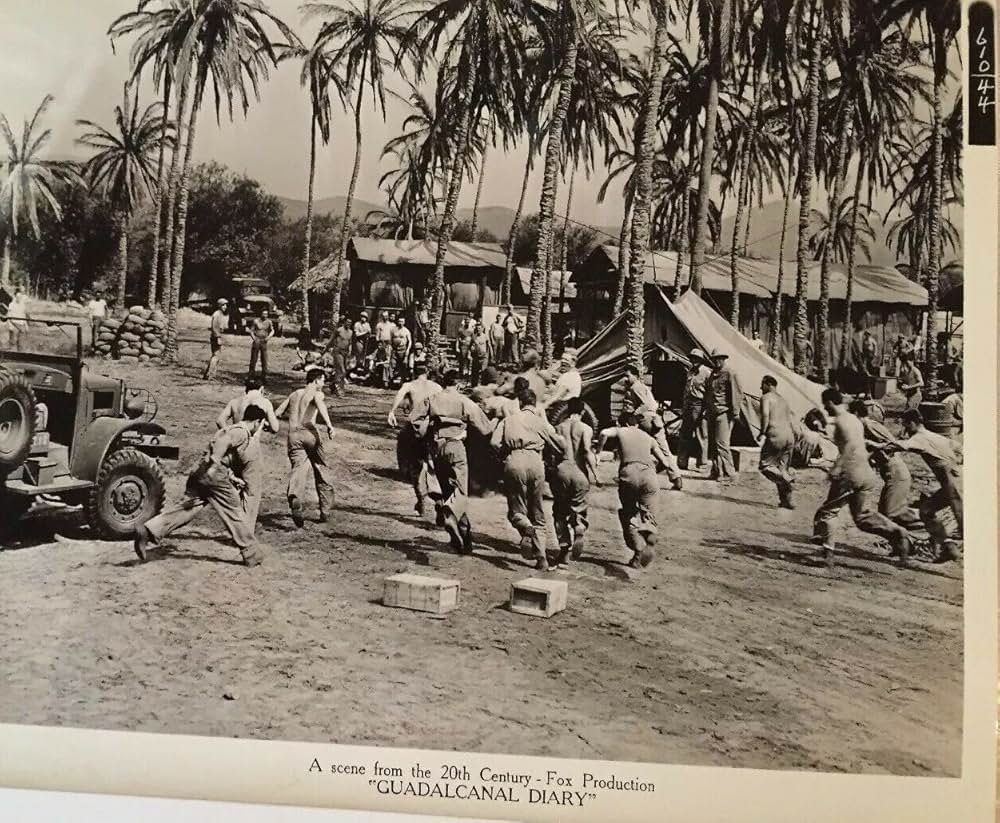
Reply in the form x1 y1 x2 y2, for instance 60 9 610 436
93 318 120 357
94 306 168 363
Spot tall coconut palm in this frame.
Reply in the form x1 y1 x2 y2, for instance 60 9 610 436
626 1 672 371
276 34 345 332
405 0 545 367
306 0 414 325
688 0 737 295
0 95 81 287
525 0 609 355
140 0 297 359
76 89 172 313
791 0 825 374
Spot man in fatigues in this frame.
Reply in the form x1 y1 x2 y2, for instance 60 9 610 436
411 369 494 553
202 298 229 380
847 399 921 549
896 408 963 562
678 348 711 470
597 412 674 568
247 308 275 383
550 396 598 566
496 349 549 401
704 349 742 483
470 320 491 385
758 375 796 508
134 405 269 566
501 304 524 364
897 358 924 410
491 388 566 571
387 362 442 516
353 311 372 369
623 365 683 490
275 368 337 528
488 314 506 366
324 316 354 395
811 388 913 567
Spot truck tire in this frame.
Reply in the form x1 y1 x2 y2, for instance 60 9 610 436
86 448 166 540
0 369 36 473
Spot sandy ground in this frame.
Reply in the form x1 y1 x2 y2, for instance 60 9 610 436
0 325 963 776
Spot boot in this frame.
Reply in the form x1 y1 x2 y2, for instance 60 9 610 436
133 524 152 562
289 495 305 528
570 530 585 560
457 517 473 555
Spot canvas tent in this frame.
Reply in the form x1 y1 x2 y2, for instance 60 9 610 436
577 284 824 436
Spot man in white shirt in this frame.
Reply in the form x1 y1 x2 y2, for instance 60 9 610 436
6 289 28 350
501 304 524 364
86 292 108 351
541 349 582 410
352 311 372 367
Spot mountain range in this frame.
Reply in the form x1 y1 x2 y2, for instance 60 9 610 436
277 194 964 269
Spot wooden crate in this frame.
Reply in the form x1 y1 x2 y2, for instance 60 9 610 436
510 578 568 618
732 446 760 473
382 573 460 615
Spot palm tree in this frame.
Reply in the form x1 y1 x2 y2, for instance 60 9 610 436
792 0 824 374
0 95 80 287
405 0 544 367
109 0 188 308
306 0 414 325
688 0 736 295
626 1 672 371
76 89 172 313
807 196 876 264
276 34 345 332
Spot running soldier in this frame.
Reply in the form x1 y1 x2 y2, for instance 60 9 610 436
387 362 442 516
811 388 914 567
275 368 337 528
411 369 494 553
491 388 566 571
758 375 796 508
550 396 598 566
597 412 674 569
623 365 683 491
216 378 280 434
134 405 269 566
895 408 963 562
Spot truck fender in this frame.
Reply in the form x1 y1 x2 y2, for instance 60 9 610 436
70 418 168 483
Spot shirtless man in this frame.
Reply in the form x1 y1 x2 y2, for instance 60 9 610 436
387 362 442 516
758 375 796 508
274 368 337 527
470 321 491 385
324 316 354 395
811 388 913 567
598 412 674 568
496 349 548 401
390 319 413 383
456 316 475 379
216 378 280 433
550 397 598 566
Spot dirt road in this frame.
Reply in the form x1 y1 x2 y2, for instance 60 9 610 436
0 334 963 776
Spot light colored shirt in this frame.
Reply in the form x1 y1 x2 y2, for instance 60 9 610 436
942 392 963 422
87 299 107 320
354 321 372 338
249 317 274 341
7 297 27 321
413 389 493 441
683 365 711 405
552 370 582 401
375 321 395 343
210 310 226 337
491 406 564 456
627 379 658 414
898 428 961 481
705 365 742 417
503 313 523 335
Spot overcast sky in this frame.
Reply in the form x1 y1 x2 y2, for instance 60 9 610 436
0 1 962 243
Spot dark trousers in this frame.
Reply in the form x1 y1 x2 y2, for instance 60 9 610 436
249 340 268 378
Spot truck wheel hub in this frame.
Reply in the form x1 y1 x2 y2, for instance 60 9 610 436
0 398 25 456
110 478 146 516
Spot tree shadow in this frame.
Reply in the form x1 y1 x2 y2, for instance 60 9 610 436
573 554 634 581
680 489 766 508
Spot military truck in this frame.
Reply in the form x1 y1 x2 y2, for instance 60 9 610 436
0 319 178 540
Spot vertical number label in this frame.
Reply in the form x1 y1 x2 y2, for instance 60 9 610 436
970 2 996 145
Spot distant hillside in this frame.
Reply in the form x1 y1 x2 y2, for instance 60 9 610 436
277 195 385 223
718 198 965 268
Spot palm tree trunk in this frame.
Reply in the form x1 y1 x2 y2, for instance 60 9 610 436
526 24 579 352
542 172 560 364
769 148 795 358
817 99 853 379
502 142 534 305
301 111 318 332
469 142 488 240
1 235 10 287
839 157 864 367
613 200 631 314
148 77 171 308
166 62 208 361
742 178 754 254
559 165 575 311
426 56 477 369
115 211 129 314
793 0 824 374
331 54 368 326
159 68 191 317
626 2 670 371
729 162 749 328
925 74 944 374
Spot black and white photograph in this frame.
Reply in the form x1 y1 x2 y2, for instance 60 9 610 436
0 0 979 813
